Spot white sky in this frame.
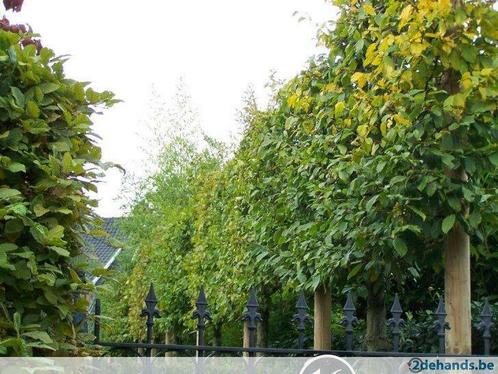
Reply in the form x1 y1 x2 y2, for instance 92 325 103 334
10 0 337 217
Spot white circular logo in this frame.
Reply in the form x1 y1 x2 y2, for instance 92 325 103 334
299 355 356 374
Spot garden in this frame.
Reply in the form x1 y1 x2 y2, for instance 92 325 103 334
0 0 498 359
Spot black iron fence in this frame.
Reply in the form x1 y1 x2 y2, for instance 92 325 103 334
92 284 495 357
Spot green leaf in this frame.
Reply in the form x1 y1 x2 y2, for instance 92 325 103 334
442 214 456 234
0 252 15 271
7 162 26 173
447 197 461 212
30 223 49 245
26 100 40 119
39 82 60 94
468 211 481 229
22 331 53 344
393 237 408 257
365 195 379 211
0 188 21 200
62 153 72 173
489 153 498 167
43 290 58 305
13 312 21 335
33 204 49 217
48 246 70 257
10 87 25 108
0 243 17 252
347 264 363 280
9 203 27 216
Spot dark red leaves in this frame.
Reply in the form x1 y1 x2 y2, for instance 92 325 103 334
0 16 27 34
0 16 9 30
3 0 23 12
21 37 42 53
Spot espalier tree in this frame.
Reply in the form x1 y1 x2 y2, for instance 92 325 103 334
262 0 498 353
105 0 497 354
0 0 116 355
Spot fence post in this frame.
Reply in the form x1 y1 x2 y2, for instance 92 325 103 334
93 298 101 344
342 292 358 352
292 292 312 349
314 285 331 350
242 288 262 357
192 287 212 357
477 299 494 356
387 294 405 353
434 298 449 354
141 284 161 357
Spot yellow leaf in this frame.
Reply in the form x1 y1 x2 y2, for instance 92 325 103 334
393 113 411 126
481 68 494 77
364 43 377 67
410 43 428 57
399 5 413 29
357 124 369 137
335 101 346 117
378 35 394 53
303 121 314 134
380 122 387 136
287 94 298 108
437 0 451 15
460 72 473 91
363 3 376 16
351 72 369 89
324 83 336 92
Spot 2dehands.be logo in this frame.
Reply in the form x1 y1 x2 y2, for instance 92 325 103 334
408 358 495 373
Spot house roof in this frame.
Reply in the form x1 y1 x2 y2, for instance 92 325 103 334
82 217 124 281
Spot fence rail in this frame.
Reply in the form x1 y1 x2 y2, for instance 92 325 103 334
92 284 495 357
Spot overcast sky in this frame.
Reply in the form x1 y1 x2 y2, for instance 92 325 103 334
10 0 337 217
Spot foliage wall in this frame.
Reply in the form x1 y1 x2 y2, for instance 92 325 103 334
110 0 498 349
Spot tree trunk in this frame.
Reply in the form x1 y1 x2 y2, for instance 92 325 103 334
164 330 177 357
256 289 271 349
313 285 331 350
365 280 389 352
243 321 250 357
212 323 222 346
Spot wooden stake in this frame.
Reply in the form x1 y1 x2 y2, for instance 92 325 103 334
313 285 331 350
445 222 472 354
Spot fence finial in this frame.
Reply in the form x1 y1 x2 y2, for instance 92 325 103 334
477 299 494 356
388 293 405 352
141 283 161 350
342 292 358 351
242 287 262 351
434 298 449 354
292 292 312 349
192 286 212 349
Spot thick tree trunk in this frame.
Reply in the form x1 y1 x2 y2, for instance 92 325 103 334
313 285 331 350
365 280 389 352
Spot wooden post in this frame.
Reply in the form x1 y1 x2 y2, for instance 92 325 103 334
243 321 250 357
442 0 471 354
164 330 177 357
313 285 331 350
445 222 472 354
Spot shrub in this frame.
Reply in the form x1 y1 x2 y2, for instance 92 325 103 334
0 6 116 355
